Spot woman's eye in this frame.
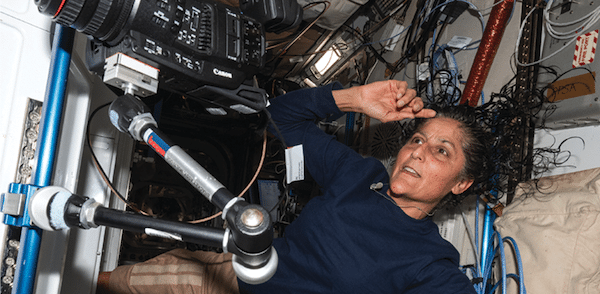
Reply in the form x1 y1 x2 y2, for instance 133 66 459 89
412 137 422 144
437 148 448 156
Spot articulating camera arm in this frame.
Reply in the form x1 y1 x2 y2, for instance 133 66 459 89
29 93 278 285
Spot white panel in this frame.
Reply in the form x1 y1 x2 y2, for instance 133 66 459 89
0 3 53 284
0 0 54 30
534 125 600 177
57 71 134 294
0 4 125 294
59 134 115 294
0 3 53 195
0 17 25 188
0 0 29 14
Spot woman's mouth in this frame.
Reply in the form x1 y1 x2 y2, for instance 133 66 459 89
402 166 420 177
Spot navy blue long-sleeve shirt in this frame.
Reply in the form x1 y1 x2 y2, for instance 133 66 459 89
238 83 476 293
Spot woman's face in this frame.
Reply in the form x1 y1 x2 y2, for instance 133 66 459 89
388 117 473 205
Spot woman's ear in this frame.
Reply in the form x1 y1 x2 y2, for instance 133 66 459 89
451 178 474 195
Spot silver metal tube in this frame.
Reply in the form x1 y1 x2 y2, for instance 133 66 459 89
163 145 225 201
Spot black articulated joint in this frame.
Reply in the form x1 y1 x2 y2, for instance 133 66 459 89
64 194 89 229
225 200 273 255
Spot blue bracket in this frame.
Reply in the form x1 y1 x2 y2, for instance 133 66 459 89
1 183 43 294
2 183 40 228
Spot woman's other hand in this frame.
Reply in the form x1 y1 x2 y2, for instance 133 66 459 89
333 80 436 123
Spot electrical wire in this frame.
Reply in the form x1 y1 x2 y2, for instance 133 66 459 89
278 1 411 72
87 101 269 223
390 0 486 78
473 228 527 294
428 0 485 32
269 1 330 62
515 6 556 67
353 1 411 47
282 42 350 57
453 39 482 53
189 130 268 223
341 24 396 72
426 32 592 294
516 0 600 67
477 0 510 14
86 102 149 215
362 2 407 38
503 236 526 294
416 0 485 49
425 45 462 105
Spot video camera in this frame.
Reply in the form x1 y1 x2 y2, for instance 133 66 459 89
35 0 302 113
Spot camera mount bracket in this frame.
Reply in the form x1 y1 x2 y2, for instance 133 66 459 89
103 52 159 97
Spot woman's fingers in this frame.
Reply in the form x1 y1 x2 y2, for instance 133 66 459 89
414 108 437 118
396 88 417 108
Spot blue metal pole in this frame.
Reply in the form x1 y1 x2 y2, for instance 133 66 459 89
480 206 496 272
12 25 75 294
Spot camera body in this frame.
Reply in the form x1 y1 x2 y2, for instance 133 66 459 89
37 0 267 112
87 0 264 90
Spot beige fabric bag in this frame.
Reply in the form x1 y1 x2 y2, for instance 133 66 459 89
107 249 239 294
494 168 600 293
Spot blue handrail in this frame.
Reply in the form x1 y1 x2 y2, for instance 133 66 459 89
13 24 75 294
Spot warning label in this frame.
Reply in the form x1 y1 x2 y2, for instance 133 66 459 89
573 30 598 68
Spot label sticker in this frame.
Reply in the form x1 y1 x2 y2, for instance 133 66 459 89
573 30 598 68
285 145 304 184
546 72 596 102
144 129 170 157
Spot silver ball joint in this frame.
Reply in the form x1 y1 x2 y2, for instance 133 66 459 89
240 208 264 228
225 204 276 284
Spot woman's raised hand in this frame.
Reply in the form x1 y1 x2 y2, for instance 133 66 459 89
333 80 436 123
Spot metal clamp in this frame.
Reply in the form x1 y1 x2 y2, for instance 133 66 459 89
222 197 244 220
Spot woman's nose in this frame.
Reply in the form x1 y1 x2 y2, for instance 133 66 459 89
410 145 424 160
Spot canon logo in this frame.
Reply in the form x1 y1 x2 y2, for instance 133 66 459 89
213 68 233 79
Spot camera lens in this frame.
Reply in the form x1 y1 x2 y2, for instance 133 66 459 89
35 0 136 44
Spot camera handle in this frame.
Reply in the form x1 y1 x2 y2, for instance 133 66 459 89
26 91 278 284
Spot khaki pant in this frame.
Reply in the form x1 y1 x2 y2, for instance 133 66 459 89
102 249 239 294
